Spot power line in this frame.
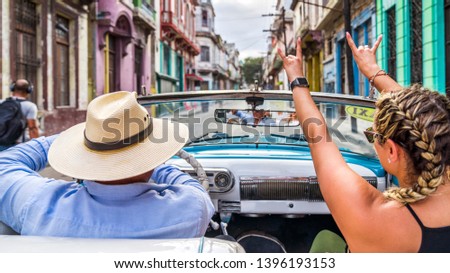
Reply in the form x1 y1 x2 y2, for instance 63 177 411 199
236 34 268 43
262 7 287 56
215 16 266 22
240 38 265 51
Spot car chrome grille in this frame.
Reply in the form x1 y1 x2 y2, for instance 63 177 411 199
219 200 241 213
240 176 378 201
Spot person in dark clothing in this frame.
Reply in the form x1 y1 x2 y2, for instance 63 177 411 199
279 33 450 252
0 79 39 151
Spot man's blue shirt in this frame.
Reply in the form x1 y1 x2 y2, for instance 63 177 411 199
0 136 215 238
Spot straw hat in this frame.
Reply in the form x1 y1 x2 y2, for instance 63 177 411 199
48 91 189 181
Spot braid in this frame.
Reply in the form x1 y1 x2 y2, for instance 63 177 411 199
375 85 450 204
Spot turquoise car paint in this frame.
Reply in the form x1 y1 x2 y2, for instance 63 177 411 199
180 144 386 177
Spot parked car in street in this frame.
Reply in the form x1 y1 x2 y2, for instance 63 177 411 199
0 89 388 253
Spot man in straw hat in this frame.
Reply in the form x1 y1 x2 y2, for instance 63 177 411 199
0 91 215 238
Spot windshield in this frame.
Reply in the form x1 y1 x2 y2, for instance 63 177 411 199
143 97 376 158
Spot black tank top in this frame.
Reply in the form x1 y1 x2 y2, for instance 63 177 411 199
405 204 450 253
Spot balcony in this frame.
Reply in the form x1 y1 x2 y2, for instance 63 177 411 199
161 11 200 55
315 0 342 30
295 16 311 38
133 2 157 33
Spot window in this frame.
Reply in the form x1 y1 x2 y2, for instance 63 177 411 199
327 37 333 56
14 0 39 103
202 9 208 27
201 46 210 62
201 81 209 91
177 0 182 22
142 0 154 10
163 44 170 75
367 21 372 47
387 7 397 80
163 0 169 10
340 41 346 93
55 15 70 106
410 0 423 84
325 82 334 93
108 35 116 92
135 46 143 95
176 56 183 91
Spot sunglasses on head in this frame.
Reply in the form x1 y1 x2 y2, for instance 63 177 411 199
363 127 384 143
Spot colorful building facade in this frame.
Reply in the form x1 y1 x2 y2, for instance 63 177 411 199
158 0 200 93
286 0 449 96
94 0 157 96
1 0 92 135
264 0 294 91
1 0 159 135
311 0 375 95
376 0 447 95
195 0 224 90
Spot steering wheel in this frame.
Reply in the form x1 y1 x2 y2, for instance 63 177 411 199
175 149 209 190
176 150 221 231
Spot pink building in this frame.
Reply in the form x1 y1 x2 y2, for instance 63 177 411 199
95 0 157 95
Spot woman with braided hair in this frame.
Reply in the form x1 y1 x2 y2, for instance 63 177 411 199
278 33 450 252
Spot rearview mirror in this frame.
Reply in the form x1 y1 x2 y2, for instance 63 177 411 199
214 109 300 127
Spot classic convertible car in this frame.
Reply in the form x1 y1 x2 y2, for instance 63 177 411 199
0 89 388 253
138 89 386 253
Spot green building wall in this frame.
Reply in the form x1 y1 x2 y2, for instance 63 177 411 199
376 0 446 94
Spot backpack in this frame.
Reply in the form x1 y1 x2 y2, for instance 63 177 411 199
0 98 27 145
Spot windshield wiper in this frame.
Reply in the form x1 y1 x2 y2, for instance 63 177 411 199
269 133 307 142
186 131 217 145
186 132 250 145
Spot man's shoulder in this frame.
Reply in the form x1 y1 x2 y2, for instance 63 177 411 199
18 100 36 106
18 100 38 111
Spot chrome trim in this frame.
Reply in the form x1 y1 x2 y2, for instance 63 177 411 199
179 167 234 193
219 200 241 213
138 90 376 107
240 176 378 202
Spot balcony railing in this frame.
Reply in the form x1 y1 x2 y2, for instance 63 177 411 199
161 11 199 54
161 11 196 42
133 1 156 30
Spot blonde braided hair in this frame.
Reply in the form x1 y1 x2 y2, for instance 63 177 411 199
374 84 450 204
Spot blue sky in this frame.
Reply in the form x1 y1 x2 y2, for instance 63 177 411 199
211 0 276 60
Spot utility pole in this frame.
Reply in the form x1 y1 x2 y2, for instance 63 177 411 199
343 0 354 95
262 7 287 56
344 0 357 132
281 7 287 57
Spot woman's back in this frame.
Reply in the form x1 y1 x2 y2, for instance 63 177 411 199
405 184 450 252
347 182 450 252
278 33 450 253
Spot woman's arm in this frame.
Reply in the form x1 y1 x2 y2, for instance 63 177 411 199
278 39 389 250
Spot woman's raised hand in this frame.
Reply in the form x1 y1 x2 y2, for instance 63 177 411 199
346 32 383 78
278 38 305 83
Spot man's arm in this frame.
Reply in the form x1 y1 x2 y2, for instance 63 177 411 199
151 164 205 191
24 102 39 139
150 164 215 222
0 135 58 231
0 136 56 176
27 119 39 139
